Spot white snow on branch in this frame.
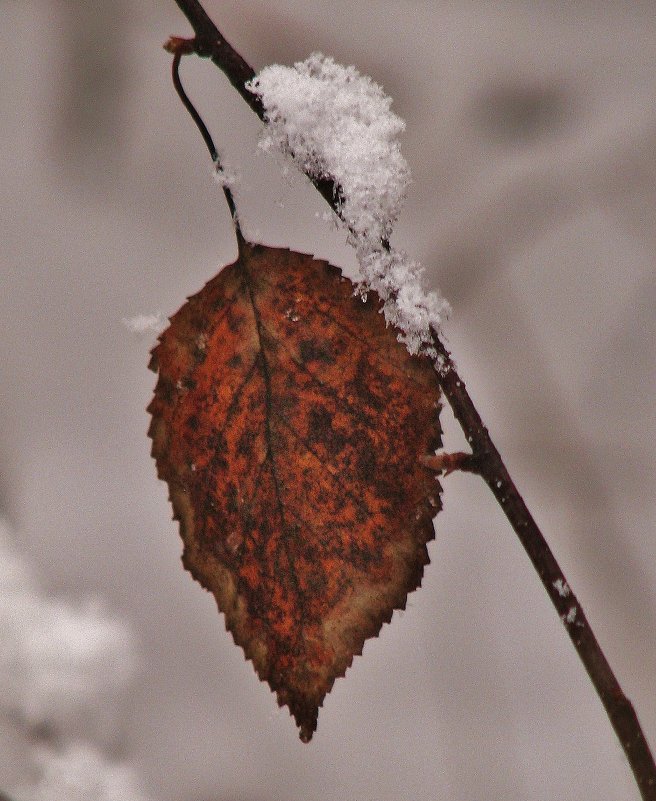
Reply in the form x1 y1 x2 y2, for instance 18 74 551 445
247 53 448 355
212 158 239 189
247 53 409 243
355 247 449 357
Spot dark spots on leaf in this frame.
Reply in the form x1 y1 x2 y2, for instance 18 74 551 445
306 406 348 458
299 338 335 365
187 414 199 432
192 344 207 363
236 426 256 459
345 360 386 414
207 429 227 453
305 406 331 435
348 534 383 570
375 478 406 509
207 430 229 471
302 561 328 596
227 307 246 334
228 353 243 368
225 482 239 515
157 377 175 404
356 448 376 483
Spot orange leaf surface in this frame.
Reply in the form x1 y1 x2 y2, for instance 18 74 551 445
148 242 443 741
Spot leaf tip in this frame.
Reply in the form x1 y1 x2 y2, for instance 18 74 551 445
299 725 314 743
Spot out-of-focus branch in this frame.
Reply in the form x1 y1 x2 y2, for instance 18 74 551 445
168 2 656 798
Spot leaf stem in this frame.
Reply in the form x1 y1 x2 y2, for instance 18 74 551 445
166 37 242 242
169 1 656 796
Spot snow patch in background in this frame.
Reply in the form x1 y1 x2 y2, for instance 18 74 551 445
13 744 154 801
0 520 155 801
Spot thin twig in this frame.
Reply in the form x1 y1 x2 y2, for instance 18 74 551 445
169 2 656 797
166 37 242 242
420 451 481 475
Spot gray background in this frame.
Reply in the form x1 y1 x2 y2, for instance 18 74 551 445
1 1 655 799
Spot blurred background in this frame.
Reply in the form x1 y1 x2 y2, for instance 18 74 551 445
1 1 655 799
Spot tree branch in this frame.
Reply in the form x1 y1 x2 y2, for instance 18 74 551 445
432 334 656 800
169 2 656 797
172 0 345 216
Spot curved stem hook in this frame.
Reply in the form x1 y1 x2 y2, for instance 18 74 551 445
169 40 243 243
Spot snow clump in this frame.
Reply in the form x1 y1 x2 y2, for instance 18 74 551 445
122 313 166 336
247 53 448 355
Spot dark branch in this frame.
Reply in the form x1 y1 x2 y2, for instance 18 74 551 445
431 332 656 801
171 0 344 216
173 0 261 115
169 2 656 797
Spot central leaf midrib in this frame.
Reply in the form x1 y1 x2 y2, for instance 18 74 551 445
238 258 306 622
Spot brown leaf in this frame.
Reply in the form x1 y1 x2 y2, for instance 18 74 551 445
148 241 443 741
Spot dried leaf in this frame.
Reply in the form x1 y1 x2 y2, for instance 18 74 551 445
148 242 442 741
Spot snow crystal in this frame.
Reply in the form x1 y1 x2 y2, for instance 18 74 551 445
356 247 449 355
553 578 571 598
247 53 448 355
13 744 156 801
212 159 238 189
122 313 166 336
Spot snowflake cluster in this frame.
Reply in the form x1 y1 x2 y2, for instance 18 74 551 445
122 313 166 336
247 53 448 355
